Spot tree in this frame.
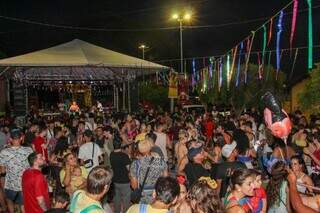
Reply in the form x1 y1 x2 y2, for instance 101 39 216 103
199 63 286 115
138 82 169 108
298 64 320 113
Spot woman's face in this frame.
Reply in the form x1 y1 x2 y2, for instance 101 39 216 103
67 154 77 167
291 159 302 173
238 176 255 196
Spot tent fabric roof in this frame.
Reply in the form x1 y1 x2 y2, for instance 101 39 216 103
0 39 168 69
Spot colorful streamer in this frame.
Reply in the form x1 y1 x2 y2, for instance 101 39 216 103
267 18 273 46
257 53 262 80
290 0 298 53
213 60 217 89
307 0 313 70
244 32 255 84
230 45 238 85
266 51 272 81
289 48 299 79
219 58 223 91
262 25 267 65
192 59 196 86
276 11 284 73
236 42 243 87
227 54 231 90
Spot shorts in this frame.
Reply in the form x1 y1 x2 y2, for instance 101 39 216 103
4 189 23 205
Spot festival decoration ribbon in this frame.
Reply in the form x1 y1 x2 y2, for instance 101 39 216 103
307 0 313 70
244 32 255 84
276 11 284 74
236 42 243 87
290 0 299 54
192 59 196 87
262 25 267 66
266 51 272 81
289 48 299 79
268 18 273 46
218 58 223 91
230 45 238 88
227 53 231 90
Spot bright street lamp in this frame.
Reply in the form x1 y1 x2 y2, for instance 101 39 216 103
171 12 192 73
139 44 149 60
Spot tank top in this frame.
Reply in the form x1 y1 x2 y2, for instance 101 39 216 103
296 174 306 193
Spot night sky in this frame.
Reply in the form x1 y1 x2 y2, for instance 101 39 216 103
0 0 319 84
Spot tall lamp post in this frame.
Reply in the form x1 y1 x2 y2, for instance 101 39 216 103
172 12 191 73
139 44 149 60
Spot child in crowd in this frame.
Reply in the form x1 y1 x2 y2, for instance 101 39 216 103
69 166 86 194
243 169 267 213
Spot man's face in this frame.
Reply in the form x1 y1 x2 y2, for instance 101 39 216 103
96 128 103 137
36 154 46 167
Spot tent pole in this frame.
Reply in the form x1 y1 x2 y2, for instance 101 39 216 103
25 86 28 114
113 84 116 110
122 81 126 111
127 80 131 113
116 85 119 112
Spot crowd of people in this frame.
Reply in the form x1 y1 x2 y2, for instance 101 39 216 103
0 103 320 213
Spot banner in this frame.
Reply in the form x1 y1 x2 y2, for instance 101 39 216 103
168 71 178 98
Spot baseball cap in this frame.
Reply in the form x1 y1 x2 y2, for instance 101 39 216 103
222 141 237 158
187 143 203 160
10 128 22 139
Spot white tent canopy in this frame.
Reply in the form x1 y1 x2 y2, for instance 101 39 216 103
0 39 168 69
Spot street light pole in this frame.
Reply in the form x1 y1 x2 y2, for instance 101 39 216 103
179 20 183 73
139 44 148 60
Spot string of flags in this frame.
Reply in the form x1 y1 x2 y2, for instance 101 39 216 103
186 0 316 94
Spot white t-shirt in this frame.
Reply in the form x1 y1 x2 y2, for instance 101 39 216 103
78 142 102 172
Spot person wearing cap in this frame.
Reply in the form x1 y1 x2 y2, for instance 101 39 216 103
211 141 246 198
78 129 103 173
183 142 210 187
0 128 33 213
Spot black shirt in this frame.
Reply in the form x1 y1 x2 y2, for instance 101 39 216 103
184 162 210 187
211 161 246 198
110 151 131 183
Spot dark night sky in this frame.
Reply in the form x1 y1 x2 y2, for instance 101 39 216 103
0 0 319 84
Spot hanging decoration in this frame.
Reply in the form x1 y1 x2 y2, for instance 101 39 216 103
192 59 196 87
268 18 273 46
230 45 238 88
244 32 255 84
227 54 231 90
209 57 214 90
307 0 313 70
218 58 223 92
276 11 284 74
262 25 267 66
257 52 262 80
266 51 272 81
290 0 299 53
213 60 217 89
236 42 243 87
289 48 299 79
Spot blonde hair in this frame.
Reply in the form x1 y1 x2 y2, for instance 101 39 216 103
138 139 152 155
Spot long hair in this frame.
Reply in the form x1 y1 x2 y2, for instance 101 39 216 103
266 161 288 208
187 179 224 213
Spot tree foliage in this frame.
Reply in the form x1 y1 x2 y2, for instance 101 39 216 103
298 64 320 113
138 82 168 108
199 63 286 114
